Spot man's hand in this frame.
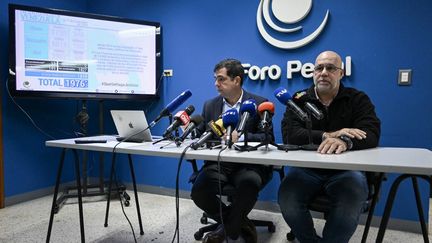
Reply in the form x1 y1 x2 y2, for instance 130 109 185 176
318 137 347 154
323 128 366 140
222 130 239 143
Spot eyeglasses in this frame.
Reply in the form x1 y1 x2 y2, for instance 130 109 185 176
215 76 229 83
314 64 343 73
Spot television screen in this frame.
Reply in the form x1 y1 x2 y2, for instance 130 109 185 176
8 4 162 100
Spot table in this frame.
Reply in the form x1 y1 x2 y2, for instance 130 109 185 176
45 135 432 242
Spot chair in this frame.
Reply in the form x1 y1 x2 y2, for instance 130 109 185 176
188 159 285 241
286 172 386 243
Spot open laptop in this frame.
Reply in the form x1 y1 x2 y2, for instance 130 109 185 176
110 110 153 143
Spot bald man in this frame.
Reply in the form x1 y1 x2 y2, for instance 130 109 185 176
278 51 381 243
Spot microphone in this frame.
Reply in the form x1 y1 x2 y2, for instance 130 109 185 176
222 109 240 147
237 99 257 135
274 87 308 121
162 105 195 138
175 115 204 143
190 119 225 150
257 101 275 128
304 102 324 120
149 90 192 127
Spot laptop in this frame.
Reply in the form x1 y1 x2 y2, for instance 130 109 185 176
110 110 153 143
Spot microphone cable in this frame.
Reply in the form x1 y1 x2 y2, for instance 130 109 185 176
5 78 56 140
112 164 138 243
171 144 191 243
216 145 228 241
108 125 153 243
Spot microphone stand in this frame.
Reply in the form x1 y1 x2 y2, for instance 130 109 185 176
234 130 257 152
253 124 287 151
301 113 319 151
153 114 176 146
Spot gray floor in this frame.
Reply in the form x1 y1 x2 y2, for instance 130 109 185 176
0 191 428 243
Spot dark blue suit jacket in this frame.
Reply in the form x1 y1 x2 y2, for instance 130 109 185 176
196 90 274 142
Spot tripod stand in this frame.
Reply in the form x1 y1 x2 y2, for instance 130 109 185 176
54 100 130 213
153 114 182 148
301 113 320 151
234 131 257 151
252 124 288 151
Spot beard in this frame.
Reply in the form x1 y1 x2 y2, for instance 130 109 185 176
315 81 333 94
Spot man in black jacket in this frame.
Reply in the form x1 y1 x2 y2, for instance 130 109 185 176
278 51 381 243
191 58 273 243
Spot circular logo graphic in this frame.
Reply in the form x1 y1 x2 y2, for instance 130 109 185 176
257 0 330 49
23 81 31 88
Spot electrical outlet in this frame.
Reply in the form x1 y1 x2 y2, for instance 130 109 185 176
163 69 173 77
398 69 412 86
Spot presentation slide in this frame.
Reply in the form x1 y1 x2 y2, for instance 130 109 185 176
14 9 156 94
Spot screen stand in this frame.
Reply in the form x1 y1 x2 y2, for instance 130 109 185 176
54 100 130 214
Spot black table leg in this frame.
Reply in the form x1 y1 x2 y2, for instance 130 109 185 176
412 176 430 243
376 174 431 243
72 149 85 243
104 153 117 227
47 149 85 243
128 154 144 235
46 149 66 243
362 173 385 243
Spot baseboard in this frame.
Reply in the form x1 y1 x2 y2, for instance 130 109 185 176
4 180 427 234
4 181 77 206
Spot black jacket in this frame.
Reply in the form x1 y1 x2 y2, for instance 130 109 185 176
281 84 381 150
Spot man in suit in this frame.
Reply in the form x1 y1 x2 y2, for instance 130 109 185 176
191 58 273 243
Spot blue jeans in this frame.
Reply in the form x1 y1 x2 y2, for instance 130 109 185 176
278 168 368 243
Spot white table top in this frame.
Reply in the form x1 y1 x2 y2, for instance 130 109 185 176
46 135 432 175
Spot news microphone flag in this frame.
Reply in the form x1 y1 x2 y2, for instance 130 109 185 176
237 99 257 134
274 87 308 121
222 109 239 147
150 90 192 127
162 105 195 137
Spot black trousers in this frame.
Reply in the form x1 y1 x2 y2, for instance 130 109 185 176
190 162 271 238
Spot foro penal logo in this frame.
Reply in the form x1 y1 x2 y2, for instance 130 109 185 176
256 0 330 49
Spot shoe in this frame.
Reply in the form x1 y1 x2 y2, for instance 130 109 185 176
202 224 226 243
240 218 257 243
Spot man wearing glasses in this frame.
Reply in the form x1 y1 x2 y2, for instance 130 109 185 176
278 51 380 242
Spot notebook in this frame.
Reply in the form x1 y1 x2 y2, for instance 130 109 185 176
110 110 153 143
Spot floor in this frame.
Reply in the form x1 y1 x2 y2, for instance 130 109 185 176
0 191 429 243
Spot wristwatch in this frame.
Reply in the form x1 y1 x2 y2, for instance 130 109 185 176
339 135 353 150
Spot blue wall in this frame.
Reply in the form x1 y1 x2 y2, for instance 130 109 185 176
2 0 432 223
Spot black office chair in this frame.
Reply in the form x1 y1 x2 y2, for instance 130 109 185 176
286 172 386 243
188 159 285 241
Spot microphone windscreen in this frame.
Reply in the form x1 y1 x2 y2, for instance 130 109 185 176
190 114 204 124
274 87 292 105
208 118 225 137
184 105 195 115
214 118 226 133
166 90 192 113
239 99 257 116
258 101 275 114
222 109 239 127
